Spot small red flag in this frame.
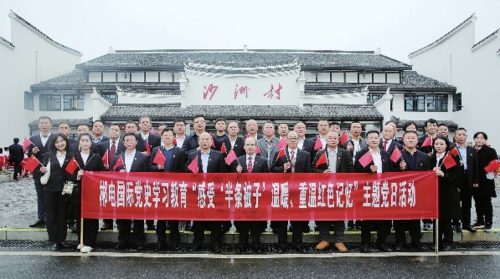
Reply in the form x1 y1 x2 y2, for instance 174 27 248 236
390 147 402 163
277 138 287 149
255 144 261 155
23 137 33 152
275 147 286 162
187 155 199 174
484 159 500 178
449 146 459 156
65 157 80 175
358 151 373 168
314 136 323 151
153 149 166 166
102 150 109 165
422 136 432 147
151 127 156 136
145 140 151 155
225 149 237 165
442 153 457 169
315 152 328 168
340 131 349 146
24 155 40 173
113 156 124 171
221 143 227 154
172 138 178 146
211 134 216 148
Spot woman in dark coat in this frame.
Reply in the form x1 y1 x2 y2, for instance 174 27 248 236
430 135 461 251
39 133 72 251
472 132 498 232
72 133 105 253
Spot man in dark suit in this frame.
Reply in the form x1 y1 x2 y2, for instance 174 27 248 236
92 120 110 144
294 121 316 159
453 127 479 232
394 131 431 251
182 115 207 154
219 121 245 161
230 137 269 253
29 116 58 228
312 131 354 253
354 130 394 253
379 124 403 155
149 129 187 251
271 131 312 253
96 124 125 231
8 138 24 181
113 132 149 251
344 121 368 162
185 132 226 253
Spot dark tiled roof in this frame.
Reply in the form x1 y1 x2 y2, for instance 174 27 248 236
306 71 455 92
77 50 411 71
30 70 180 91
101 104 382 121
392 117 458 129
409 14 476 58
28 118 92 129
0 36 15 49
9 10 82 57
472 28 499 52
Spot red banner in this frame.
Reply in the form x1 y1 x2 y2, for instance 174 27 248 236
81 171 438 221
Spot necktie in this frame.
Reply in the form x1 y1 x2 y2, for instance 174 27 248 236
383 140 387 151
247 156 253 173
290 151 295 173
110 141 116 163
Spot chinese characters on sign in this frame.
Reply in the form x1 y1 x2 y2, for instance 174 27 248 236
202 83 284 101
263 84 282 100
202 84 218 100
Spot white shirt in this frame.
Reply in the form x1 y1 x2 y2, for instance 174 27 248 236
175 135 185 148
382 139 392 151
40 133 52 147
245 155 255 168
124 150 136 172
319 136 327 149
297 139 304 150
80 152 90 165
370 149 382 173
56 151 66 166
436 153 445 168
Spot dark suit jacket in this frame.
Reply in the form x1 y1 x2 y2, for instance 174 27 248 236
136 133 161 153
214 134 228 149
417 134 435 155
95 139 126 163
149 146 187 173
400 149 431 171
343 137 368 160
71 151 105 181
475 145 498 198
230 154 269 173
354 148 393 173
379 139 403 156
182 132 201 154
455 145 479 188
312 148 354 173
301 138 315 157
431 153 461 219
93 136 110 144
41 152 72 192
112 151 149 172
8 143 24 164
220 137 245 158
184 149 225 173
29 133 58 179
271 148 311 173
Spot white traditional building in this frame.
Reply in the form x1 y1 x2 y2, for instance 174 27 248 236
409 14 500 148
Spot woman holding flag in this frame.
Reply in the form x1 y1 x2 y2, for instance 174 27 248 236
39 133 72 251
430 135 461 251
71 133 105 253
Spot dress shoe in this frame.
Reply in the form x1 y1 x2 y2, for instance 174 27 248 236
50 244 60 251
189 244 203 252
462 226 477 233
29 220 46 228
115 244 128 251
292 244 307 253
453 224 462 233
334 242 348 253
277 244 287 254
169 244 180 251
100 223 112 231
395 243 404 252
155 243 166 252
440 244 452 251
251 245 262 254
212 246 222 253
315 240 330 250
359 243 369 253
376 243 392 252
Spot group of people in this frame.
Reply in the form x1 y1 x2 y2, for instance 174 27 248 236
23 115 497 254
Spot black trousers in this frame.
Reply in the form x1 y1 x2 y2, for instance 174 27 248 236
235 221 265 246
360 220 391 244
117 219 145 247
275 221 307 246
473 196 493 224
70 189 99 247
434 219 453 246
12 161 22 180
156 220 180 245
394 220 421 244
459 173 473 226
192 221 224 248
45 191 67 245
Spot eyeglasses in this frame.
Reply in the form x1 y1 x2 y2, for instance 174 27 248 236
287 137 299 140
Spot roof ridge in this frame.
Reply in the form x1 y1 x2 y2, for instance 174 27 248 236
9 10 82 57
114 49 376 54
0 36 15 50
471 28 500 52
409 14 476 58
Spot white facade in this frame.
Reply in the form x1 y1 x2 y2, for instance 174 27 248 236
409 15 500 148
0 11 81 145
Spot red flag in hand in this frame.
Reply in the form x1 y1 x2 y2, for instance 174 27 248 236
277 137 287 149
24 155 40 173
65 157 80 175
255 144 261 155
221 143 227 154
153 149 166 166
422 136 432 147
314 136 323 151
390 147 402 163
442 153 457 169
225 149 237 165
172 138 178 146
102 150 109 165
315 152 328 168
22 137 33 152
340 131 349 146
484 159 500 178
449 146 459 157
145 140 151 155
275 148 286 162
187 155 199 174
113 156 124 171
358 151 373 168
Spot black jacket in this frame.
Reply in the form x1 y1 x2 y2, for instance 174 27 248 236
271 148 311 173
29 133 58 179
8 143 24 164
354 148 394 173
149 146 187 173
474 145 498 198
41 152 72 192
230 155 269 173
184 149 225 173
312 148 354 173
